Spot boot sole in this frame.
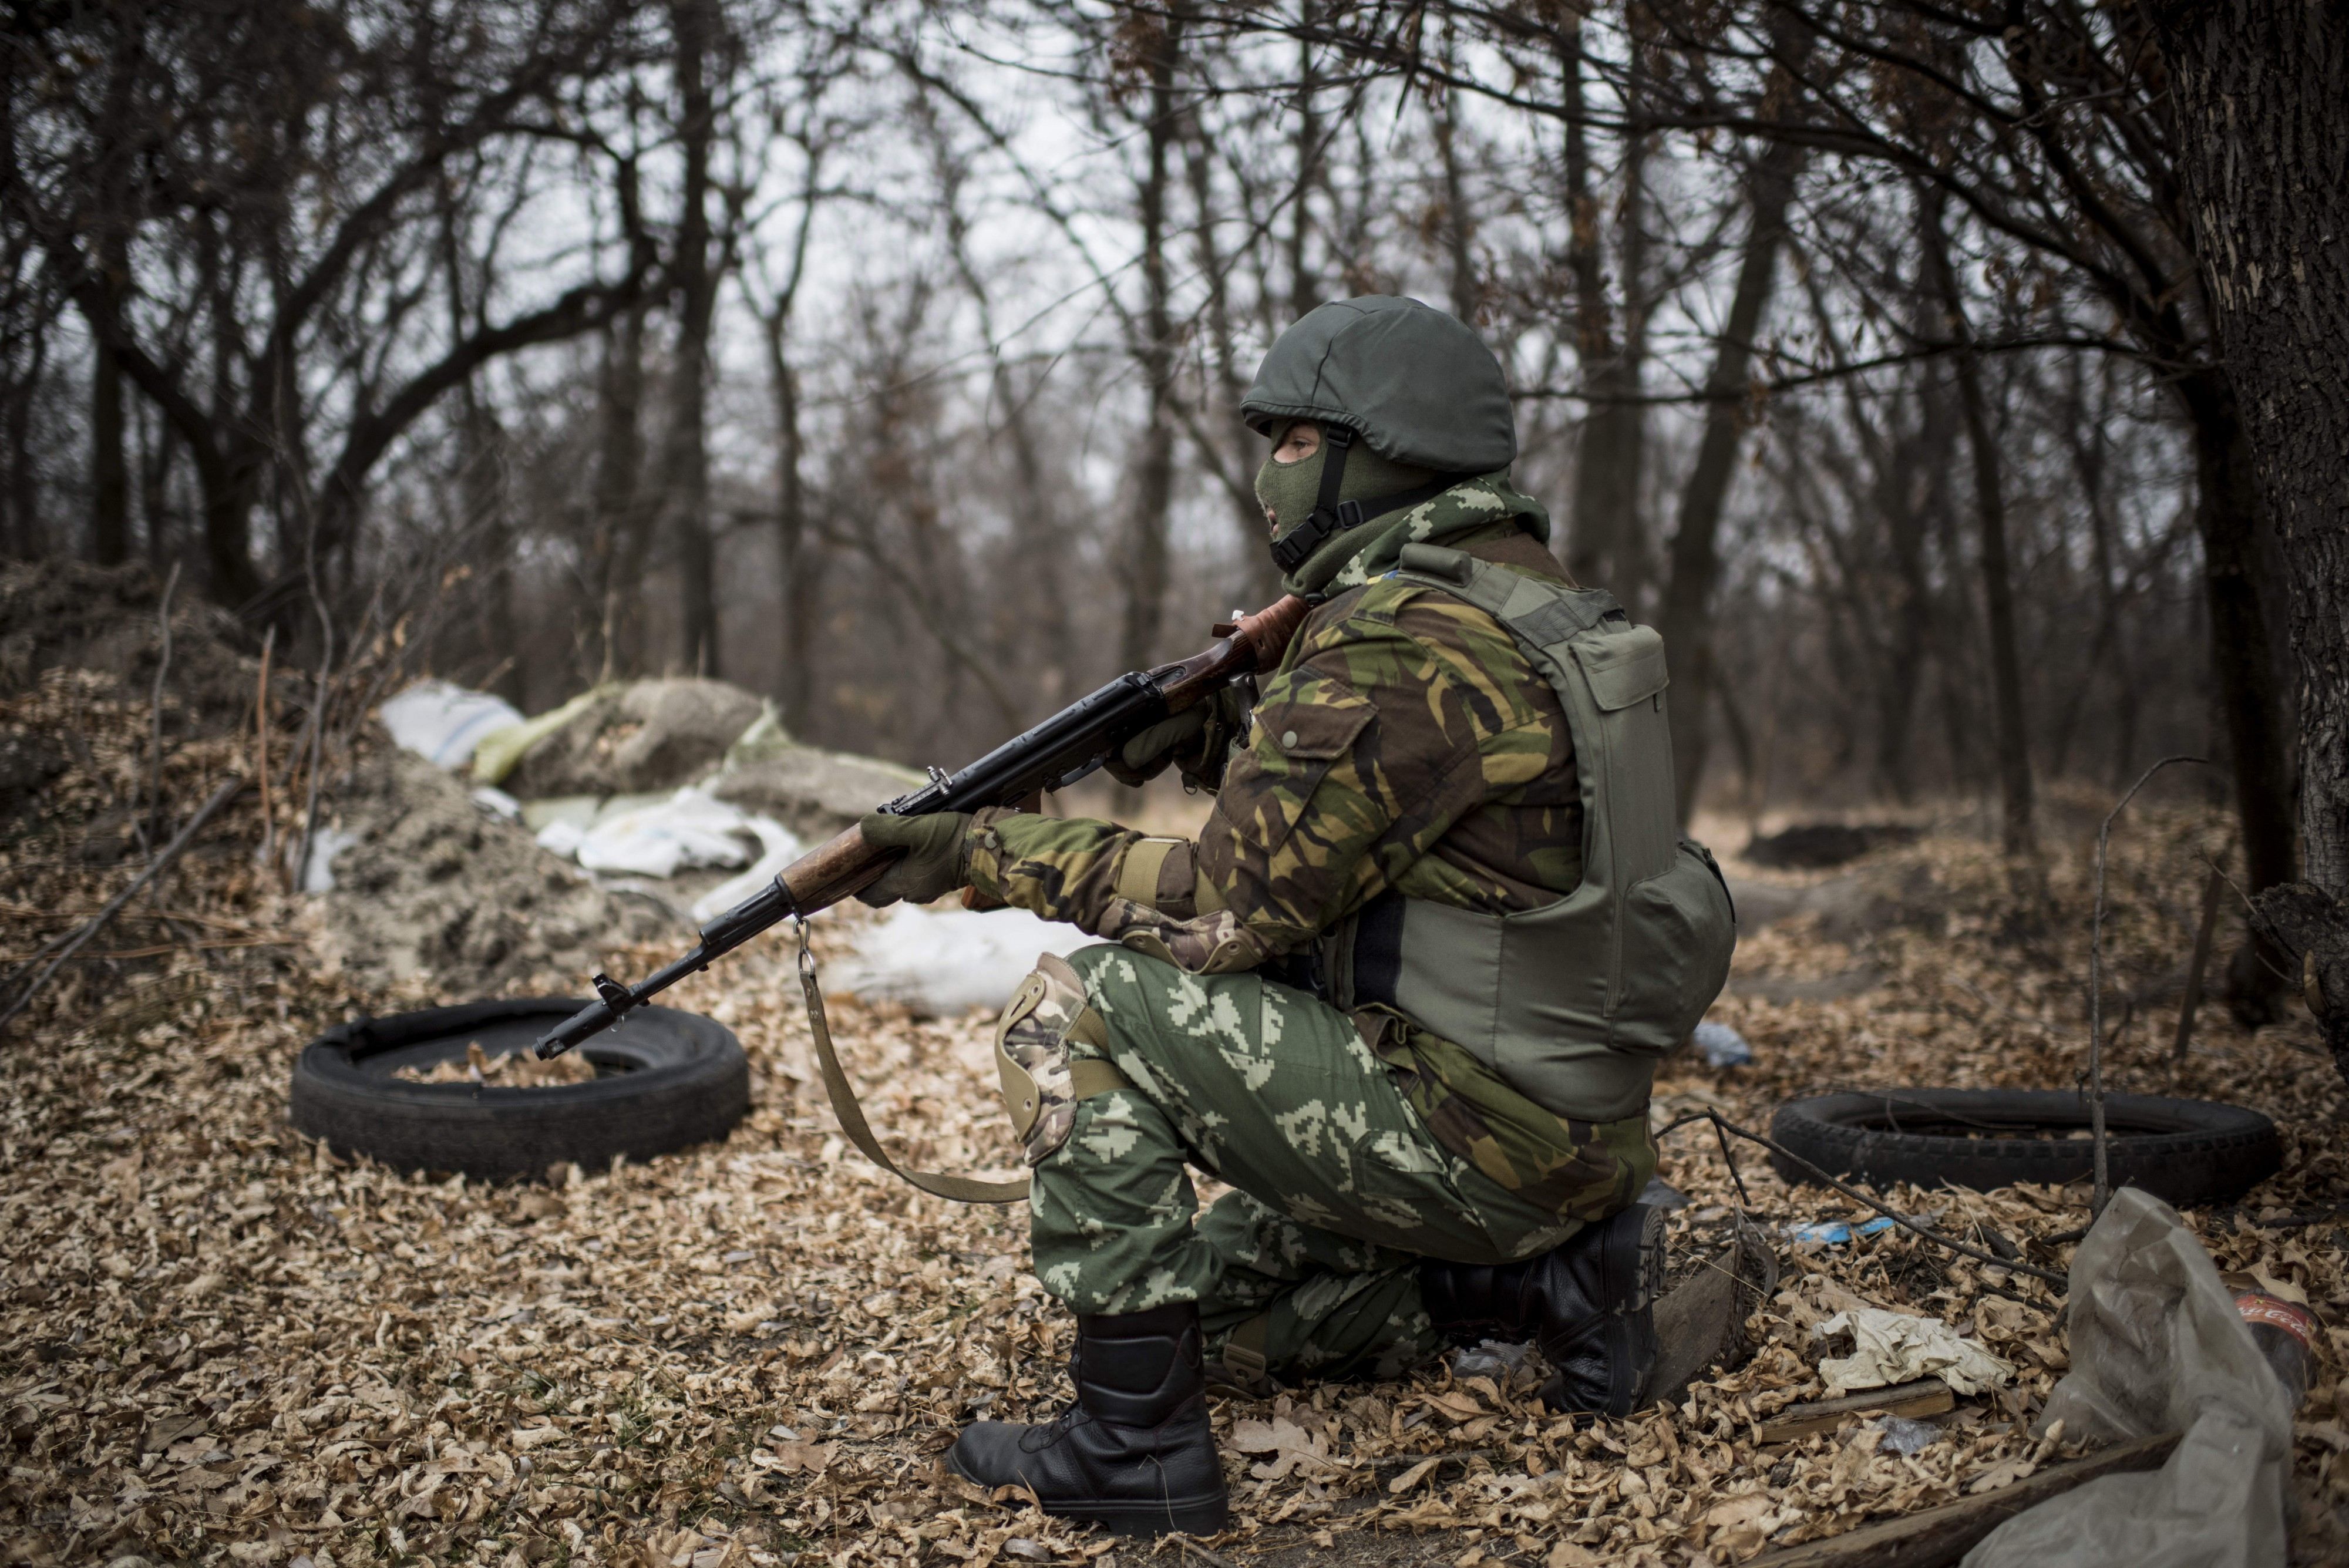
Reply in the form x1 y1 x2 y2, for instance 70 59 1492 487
943 1451 1230 1538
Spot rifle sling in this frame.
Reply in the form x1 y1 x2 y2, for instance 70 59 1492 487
797 950 1034 1203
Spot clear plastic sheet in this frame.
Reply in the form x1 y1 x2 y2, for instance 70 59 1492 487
1961 1187 2295 1568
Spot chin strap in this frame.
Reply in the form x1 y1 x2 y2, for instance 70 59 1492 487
1268 423 1465 575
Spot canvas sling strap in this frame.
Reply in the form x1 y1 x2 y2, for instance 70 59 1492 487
791 915 1130 1204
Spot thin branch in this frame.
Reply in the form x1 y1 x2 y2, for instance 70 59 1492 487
0 778 245 1035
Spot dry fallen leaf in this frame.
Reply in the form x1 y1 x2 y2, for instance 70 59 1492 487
4 648 2345 1568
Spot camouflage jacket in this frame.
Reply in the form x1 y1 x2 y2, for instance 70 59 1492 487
964 489 1654 1209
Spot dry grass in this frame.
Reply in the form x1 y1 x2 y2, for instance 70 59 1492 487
4 668 2347 1568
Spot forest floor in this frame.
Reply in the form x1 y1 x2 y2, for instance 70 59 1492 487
5 655 2349 1568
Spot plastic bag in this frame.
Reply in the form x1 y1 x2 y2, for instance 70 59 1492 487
1960 1186 2296 1568
379 681 524 769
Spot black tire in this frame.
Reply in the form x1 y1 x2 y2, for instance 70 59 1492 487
1769 1088 2281 1208
289 998 748 1182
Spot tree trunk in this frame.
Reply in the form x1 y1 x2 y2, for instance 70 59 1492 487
1122 9 1181 681
140 398 174 570
1560 17 1651 610
1288 3 1322 324
1180 122 1284 606
664 0 721 678
2152 0 2349 1061
90 334 128 564
2177 368 2297 1017
1926 200 2036 858
198 453 265 608
593 304 650 680
766 309 817 733
1655 134 1804 826
5 324 43 560
1433 79 1477 322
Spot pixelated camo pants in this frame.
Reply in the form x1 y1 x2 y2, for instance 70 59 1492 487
1024 943 1591 1386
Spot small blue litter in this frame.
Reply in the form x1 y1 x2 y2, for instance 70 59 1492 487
1784 1216 1902 1246
1692 1020 1754 1068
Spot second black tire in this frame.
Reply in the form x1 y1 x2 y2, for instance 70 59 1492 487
289 998 748 1182
1769 1088 2281 1208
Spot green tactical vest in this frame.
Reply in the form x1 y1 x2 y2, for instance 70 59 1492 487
1319 542 1738 1123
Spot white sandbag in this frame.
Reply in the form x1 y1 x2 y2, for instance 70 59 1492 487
300 826 362 894
379 681 524 769
837 903 1095 1015
574 788 758 879
535 819 587 858
691 817 807 924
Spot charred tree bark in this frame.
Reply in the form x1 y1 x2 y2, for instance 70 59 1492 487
2153 0 2349 1061
1656 133 1804 827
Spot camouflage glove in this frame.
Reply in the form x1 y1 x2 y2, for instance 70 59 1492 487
1103 682 1253 792
855 810 973 907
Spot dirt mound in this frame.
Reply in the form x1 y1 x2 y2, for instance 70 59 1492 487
501 678 766 796
1744 820 1922 869
315 751 671 995
0 559 257 735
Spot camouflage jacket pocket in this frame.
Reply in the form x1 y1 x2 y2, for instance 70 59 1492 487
1217 679 1375 856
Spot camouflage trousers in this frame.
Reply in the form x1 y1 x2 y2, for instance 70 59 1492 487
1002 943 1602 1387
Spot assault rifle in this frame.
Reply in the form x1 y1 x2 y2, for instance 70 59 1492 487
531 595 1309 1063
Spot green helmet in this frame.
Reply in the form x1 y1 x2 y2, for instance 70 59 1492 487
1240 295 1516 470
1240 297 1516 576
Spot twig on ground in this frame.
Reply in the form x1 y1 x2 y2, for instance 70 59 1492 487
0 777 245 1034
144 561 180 852
1656 1111 2070 1289
2091 756 2205 1216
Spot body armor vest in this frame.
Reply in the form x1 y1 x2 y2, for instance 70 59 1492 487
1320 543 1737 1122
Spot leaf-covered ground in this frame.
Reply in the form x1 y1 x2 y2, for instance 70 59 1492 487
5 666 2348 1568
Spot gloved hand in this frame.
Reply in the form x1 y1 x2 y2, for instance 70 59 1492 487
1103 683 1253 792
855 810 974 907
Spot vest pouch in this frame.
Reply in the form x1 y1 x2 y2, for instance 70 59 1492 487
1610 840 1738 1054
1381 887 1659 1123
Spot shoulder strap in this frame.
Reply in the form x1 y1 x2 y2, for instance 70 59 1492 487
796 931 1032 1204
1395 541 1623 642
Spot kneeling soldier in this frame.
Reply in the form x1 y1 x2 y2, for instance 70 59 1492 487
859 296 1736 1535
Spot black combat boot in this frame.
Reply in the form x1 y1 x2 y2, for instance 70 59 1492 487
946 1303 1230 1537
1418 1203 1665 1416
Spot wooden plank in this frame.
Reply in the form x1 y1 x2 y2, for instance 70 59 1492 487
1747 1432 2181 1568
1756 1380 1956 1443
